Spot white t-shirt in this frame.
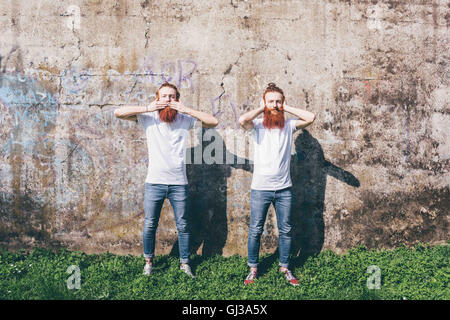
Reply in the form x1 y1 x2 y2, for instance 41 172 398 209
251 118 298 190
137 111 197 185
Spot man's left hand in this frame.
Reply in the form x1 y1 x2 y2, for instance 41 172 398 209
168 101 190 114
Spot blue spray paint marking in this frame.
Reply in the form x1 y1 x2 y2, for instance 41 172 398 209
0 73 58 156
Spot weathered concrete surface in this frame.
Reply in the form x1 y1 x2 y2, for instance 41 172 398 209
0 0 448 257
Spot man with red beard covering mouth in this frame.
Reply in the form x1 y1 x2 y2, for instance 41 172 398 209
156 82 179 123
114 82 218 279
238 83 316 286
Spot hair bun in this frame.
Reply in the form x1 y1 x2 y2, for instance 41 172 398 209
267 82 277 88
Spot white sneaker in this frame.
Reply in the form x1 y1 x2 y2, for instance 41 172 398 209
143 264 152 276
244 269 257 285
180 264 195 278
279 268 299 286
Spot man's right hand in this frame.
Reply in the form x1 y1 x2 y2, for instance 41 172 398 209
147 100 168 112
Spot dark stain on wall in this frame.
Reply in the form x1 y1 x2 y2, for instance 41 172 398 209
0 191 58 245
333 186 449 249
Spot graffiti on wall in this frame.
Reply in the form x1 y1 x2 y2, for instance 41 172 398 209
0 50 261 249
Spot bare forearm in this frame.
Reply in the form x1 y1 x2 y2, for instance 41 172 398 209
239 106 264 128
185 108 218 128
114 106 149 119
284 105 316 123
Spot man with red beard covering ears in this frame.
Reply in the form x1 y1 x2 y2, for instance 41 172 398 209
238 83 316 286
114 82 218 278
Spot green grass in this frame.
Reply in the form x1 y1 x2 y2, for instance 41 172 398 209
0 243 448 300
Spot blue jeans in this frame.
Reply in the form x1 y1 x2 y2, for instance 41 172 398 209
143 183 191 264
247 187 293 268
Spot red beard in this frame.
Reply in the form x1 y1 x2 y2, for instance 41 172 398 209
263 107 285 129
158 106 178 123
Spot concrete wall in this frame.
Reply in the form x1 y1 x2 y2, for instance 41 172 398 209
0 0 448 257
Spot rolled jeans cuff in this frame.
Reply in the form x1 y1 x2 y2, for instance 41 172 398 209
143 253 153 259
180 258 189 264
279 262 289 268
247 262 258 268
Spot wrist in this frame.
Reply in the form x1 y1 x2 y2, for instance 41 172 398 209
183 106 193 116
283 105 293 113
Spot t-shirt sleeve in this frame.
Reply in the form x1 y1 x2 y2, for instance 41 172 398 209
252 118 263 128
137 112 154 128
251 118 263 137
289 118 298 133
184 114 197 129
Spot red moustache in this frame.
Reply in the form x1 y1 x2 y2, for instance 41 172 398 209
263 106 285 129
158 106 178 123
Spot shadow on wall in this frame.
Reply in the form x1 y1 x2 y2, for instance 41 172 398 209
0 191 60 247
290 130 360 266
171 128 360 264
170 128 251 257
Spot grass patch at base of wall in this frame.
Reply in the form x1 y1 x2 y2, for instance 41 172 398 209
0 243 448 300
